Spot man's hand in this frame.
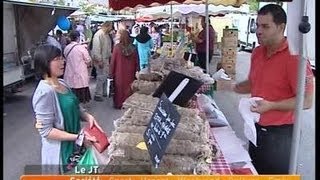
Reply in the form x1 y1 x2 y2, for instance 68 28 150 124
250 100 273 114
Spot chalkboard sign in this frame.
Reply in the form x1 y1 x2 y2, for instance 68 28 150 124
143 94 181 168
153 71 203 107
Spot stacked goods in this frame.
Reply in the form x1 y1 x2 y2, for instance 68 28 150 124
131 72 164 95
213 33 219 55
131 80 162 95
149 57 215 85
105 93 219 174
221 28 238 79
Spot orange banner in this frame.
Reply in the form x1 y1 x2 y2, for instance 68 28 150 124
21 175 300 180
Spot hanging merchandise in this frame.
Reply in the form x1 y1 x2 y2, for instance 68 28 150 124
57 16 71 30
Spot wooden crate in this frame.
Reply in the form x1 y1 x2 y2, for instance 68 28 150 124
222 62 236 74
221 56 236 64
223 28 238 38
222 37 238 48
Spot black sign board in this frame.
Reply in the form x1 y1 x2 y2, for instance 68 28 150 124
153 71 203 107
143 94 181 168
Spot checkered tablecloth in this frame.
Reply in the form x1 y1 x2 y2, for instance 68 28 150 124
209 129 233 175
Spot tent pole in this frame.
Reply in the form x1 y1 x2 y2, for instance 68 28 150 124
171 3 173 57
289 0 309 174
205 0 209 73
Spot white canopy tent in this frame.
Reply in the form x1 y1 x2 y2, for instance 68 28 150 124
136 4 250 18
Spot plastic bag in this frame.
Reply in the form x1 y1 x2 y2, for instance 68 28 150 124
75 146 108 174
197 94 229 127
212 69 231 81
106 78 114 98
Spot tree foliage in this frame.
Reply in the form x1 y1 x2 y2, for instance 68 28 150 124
79 0 97 15
247 0 259 13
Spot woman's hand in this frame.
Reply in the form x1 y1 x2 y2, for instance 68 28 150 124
85 113 104 133
83 131 97 147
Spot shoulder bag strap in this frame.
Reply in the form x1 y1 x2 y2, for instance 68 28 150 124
65 44 80 59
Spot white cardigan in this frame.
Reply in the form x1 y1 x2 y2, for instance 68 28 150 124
32 79 86 174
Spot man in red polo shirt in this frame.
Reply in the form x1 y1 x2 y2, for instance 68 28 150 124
233 4 314 174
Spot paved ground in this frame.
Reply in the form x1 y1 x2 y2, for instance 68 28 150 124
3 51 315 179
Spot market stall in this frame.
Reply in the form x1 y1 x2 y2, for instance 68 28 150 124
101 48 257 174
104 0 256 175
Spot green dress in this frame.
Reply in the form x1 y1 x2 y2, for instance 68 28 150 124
57 89 98 174
57 89 81 173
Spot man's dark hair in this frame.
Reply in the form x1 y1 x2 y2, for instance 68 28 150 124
56 29 63 35
69 30 80 41
201 16 211 25
258 4 287 25
34 44 62 79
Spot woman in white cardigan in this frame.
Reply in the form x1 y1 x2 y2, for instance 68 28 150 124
32 44 103 174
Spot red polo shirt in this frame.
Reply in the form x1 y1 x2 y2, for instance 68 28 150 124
248 38 314 126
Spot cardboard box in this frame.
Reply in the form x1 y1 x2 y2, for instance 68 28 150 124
221 47 237 59
222 37 238 48
223 28 239 38
215 79 235 91
222 62 236 74
215 42 222 50
221 56 236 64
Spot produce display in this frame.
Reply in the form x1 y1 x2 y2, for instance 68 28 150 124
105 93 219 174
105 52 219 174
149 57 215 84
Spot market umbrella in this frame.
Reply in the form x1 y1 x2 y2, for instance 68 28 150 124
109 0 246 73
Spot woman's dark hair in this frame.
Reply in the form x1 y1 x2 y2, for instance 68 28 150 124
140 26 149 34
34 44 62 79
258 4 287 25
69 30 80 41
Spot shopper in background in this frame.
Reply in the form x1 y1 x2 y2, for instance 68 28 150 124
109 30 139 109
190 16 215 73
133 26 153 70
63 30 92 108
150 26 161 54
55 30 67 52
91 21 113 102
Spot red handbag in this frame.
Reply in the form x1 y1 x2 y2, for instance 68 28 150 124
83 124 110 153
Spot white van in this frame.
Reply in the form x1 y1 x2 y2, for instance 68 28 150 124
228 13 258 52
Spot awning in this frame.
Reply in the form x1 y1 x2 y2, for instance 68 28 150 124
109 0 247 11
3 0 78 11
3 0 78 58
